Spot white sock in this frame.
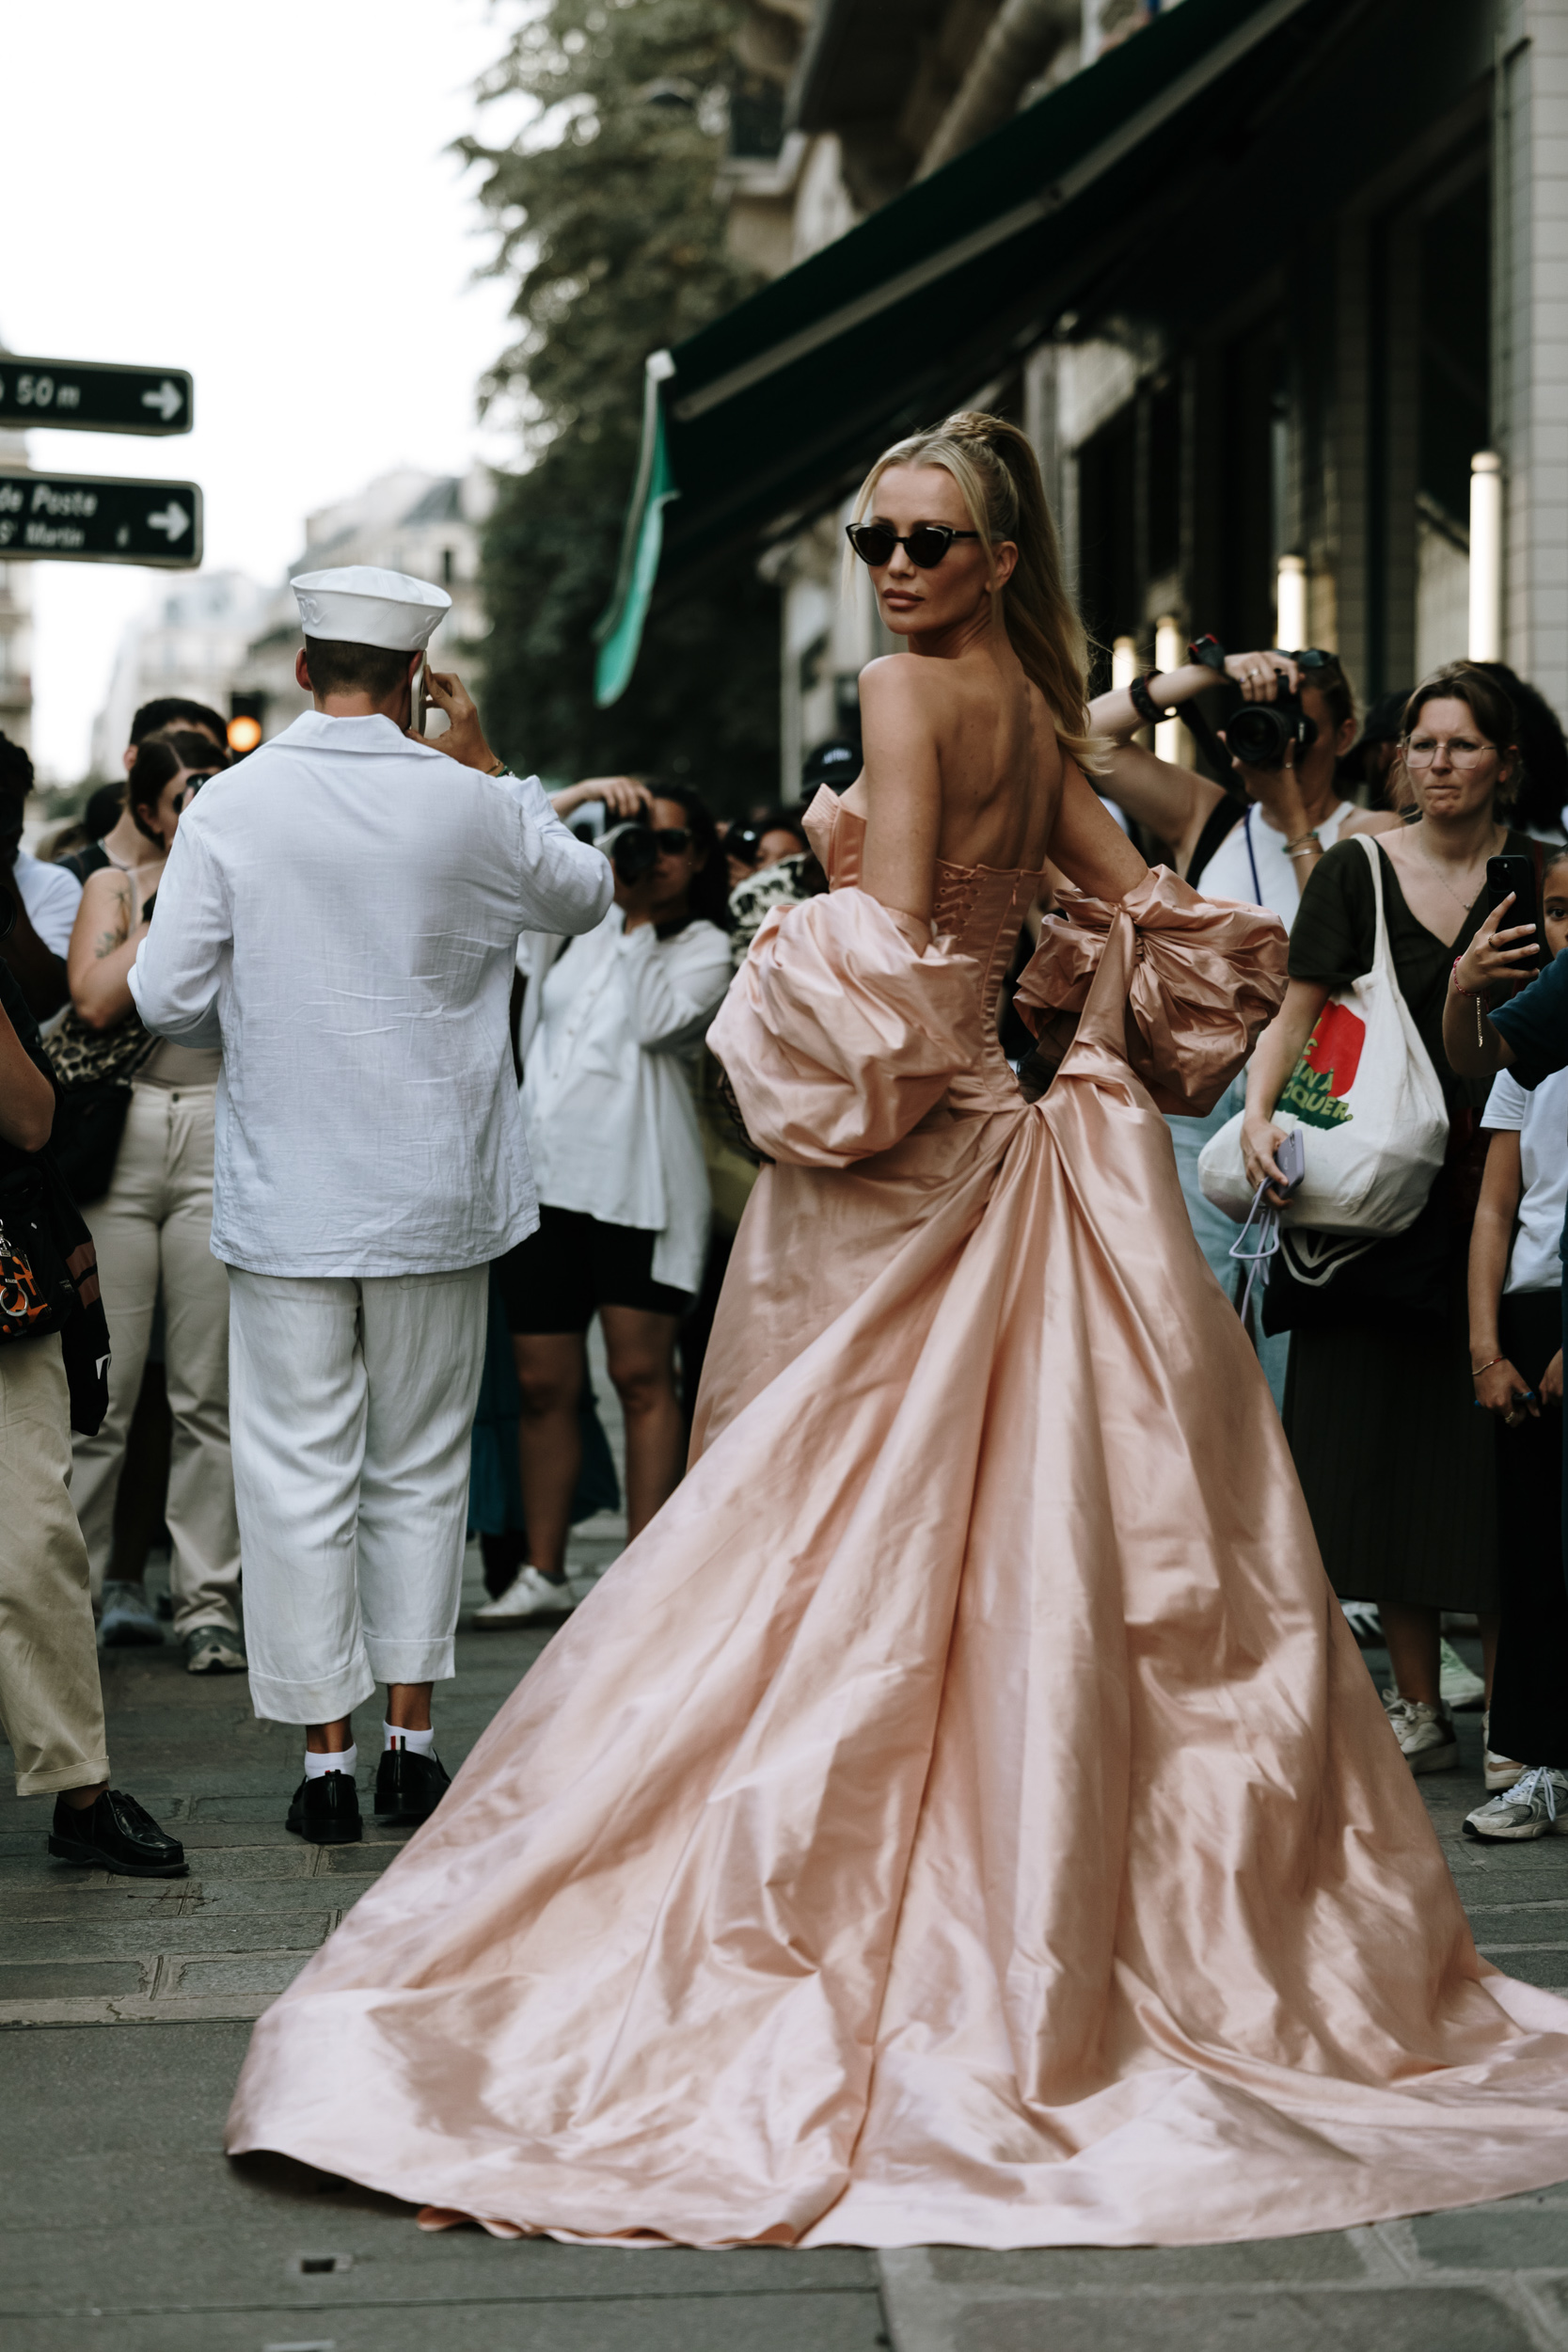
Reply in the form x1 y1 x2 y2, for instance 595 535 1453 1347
303 1743 356 1779
382 1720 435 1755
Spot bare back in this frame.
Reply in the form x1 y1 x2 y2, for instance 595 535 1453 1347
847 643 1145 923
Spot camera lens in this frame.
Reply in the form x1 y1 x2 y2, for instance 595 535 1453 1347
603 820 660 885
1226 703 1296 766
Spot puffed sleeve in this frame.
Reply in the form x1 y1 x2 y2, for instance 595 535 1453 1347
1014 866 1288 1117
706 886 984 1167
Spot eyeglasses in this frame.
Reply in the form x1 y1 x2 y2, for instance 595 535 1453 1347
1403 736 1497 770
845 522 982 569
651 826 692 856
173 773 218 811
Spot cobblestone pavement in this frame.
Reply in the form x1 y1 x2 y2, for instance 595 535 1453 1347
3 1556 1565 2352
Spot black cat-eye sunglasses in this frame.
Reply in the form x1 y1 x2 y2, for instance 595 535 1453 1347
845 522 983 569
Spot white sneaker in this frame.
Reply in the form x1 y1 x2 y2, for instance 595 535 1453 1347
1465 1765 1568 1841
1438 1638 1485 1712
99 1580 165 1647
473 1565 577 1625
1386 1694 1460 1773
1481 1709 1525 1793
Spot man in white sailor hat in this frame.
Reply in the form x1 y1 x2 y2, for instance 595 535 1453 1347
130 565 612 1846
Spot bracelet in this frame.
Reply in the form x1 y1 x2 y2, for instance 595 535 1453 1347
1450 956 1478 996
1129 670 1167 727
1283 833 1321 859
1471 1357 1504 1379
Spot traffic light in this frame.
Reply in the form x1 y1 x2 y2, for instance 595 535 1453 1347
228 691 265 757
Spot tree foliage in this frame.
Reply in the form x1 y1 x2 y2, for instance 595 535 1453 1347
462 0 779 805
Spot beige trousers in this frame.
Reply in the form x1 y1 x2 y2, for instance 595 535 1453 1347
0 1333 109 1796
71 1083 241 1637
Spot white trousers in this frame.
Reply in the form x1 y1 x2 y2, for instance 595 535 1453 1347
228 1264 487 1724
71 1084 242 1636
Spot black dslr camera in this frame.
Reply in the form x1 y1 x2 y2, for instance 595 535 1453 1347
599 820 661 886
1188 633 1318 769
1225 679 1317 768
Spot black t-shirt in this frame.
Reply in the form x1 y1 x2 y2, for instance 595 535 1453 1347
57 840 112 885
0 957 58 1181
1287 831 1538 1114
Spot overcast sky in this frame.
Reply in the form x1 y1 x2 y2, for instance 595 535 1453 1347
2 0 530 779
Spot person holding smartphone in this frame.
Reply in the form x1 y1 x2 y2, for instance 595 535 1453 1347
1463 846 1568 1837
63 732 240 1672
1243 666 1530 1775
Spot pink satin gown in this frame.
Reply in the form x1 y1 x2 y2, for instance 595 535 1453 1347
228 791 1568 2246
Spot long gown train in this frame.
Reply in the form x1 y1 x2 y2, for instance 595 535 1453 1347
227 794 1568 2246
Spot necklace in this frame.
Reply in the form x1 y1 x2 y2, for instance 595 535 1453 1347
1413 823 1502 913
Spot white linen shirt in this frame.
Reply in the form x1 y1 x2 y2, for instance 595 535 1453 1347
522 906 732 1295
128 711 612 1278
13 849 83 956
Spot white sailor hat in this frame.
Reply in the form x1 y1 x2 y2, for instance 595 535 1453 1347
291 565 451 653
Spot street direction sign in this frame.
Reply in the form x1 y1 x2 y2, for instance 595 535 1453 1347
0 356 193 436
0 470 203 568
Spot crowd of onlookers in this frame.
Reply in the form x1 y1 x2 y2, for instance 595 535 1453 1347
4 649 1568 1852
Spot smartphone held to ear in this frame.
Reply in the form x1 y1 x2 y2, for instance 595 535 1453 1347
411 660 430 739
1486 853 1540 973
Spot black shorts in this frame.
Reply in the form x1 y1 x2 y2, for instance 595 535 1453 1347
496 1204 689 1334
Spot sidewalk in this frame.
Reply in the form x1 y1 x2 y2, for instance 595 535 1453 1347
3 1585 1565 2349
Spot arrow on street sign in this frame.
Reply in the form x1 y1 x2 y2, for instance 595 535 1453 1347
0 356 192 437
0 469 203 568
140 379 185 425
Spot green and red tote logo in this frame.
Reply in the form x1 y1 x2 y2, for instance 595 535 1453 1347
1278 1001 1364 1129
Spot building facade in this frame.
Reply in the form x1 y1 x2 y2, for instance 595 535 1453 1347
0 426 33 758
663 0 1566 792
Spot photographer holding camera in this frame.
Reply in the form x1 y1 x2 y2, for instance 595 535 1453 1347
1093 645 1364 1402
483 787 733 1624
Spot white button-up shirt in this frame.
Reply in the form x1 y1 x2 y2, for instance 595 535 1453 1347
129 711 612 1279
522 907 732 1295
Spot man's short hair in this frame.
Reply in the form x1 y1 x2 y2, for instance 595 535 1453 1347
131 696 227 746
0 730 35 797
303 637 413 700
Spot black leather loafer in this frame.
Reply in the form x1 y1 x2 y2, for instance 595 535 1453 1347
285 1771 362 1845
48 1788 188 1879
373 1746 451 1825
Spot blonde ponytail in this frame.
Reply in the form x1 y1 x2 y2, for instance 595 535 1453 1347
846 411 1107 776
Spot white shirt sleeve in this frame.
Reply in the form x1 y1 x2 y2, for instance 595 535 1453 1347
508 772 614 938
616 919 735 1053
127 819 229 1047
12 851 82 958
1481 1069 1529 1132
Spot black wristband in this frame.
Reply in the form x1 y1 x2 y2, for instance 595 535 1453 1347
1129 670 1165 727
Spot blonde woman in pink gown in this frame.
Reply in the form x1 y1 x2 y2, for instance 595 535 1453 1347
228 414 1568 2246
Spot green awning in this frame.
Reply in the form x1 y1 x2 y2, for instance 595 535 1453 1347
595 0 1351 705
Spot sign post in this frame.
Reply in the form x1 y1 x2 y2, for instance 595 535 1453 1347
0 357 193 437
0 470 203 568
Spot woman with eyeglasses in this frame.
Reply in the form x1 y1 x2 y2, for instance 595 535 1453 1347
1243 666 1535 1776
483 783 734 1624
60 730 245 1674
230 427 1568 2248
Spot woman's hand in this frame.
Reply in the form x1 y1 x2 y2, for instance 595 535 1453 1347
1453 896 1539 995
1542 1350 1563 1407
1474 1357 1537 1423
614 868 661 932
1241 1112 1294 1203
1225 651 1301 700
555 776 650 820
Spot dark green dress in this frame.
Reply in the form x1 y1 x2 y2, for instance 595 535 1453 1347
1265 831 1535 1612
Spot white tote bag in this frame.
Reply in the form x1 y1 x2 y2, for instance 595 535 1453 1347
1197 832 1449 1241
